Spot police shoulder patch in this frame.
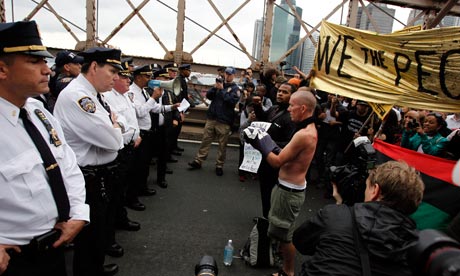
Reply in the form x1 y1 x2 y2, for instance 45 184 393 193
227 87 232 93
60 77 73 83
78 97 96 113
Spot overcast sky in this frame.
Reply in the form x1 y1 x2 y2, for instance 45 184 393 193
5 0 411 67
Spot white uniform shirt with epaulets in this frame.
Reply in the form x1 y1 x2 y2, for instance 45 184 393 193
53 74 123 167
103 89 140 145
0 97 90 245
130 83 172 130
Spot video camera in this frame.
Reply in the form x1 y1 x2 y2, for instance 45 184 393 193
195 255 218 276
409 229 460 276
407 118 420 129
329 137 376 205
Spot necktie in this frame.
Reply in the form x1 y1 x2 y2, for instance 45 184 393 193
151 97 160 131
97 93 112 123
19 108 70 222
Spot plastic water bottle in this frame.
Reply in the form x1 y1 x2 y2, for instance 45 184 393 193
223 239 234 266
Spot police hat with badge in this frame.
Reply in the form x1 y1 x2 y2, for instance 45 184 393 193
121 57 134 67
0 20 53 58
78 47 123 70
133 64 154 77
55 50 84 67
178 64 191 71
119 59 133 78
164 63 178 72
153 68 169 79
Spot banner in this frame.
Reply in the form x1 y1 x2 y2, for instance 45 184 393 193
373 139 460 230
312 21 460 112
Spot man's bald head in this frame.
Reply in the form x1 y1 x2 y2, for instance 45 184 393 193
291 89 317 113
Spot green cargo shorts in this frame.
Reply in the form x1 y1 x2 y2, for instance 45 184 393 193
267 185 305 242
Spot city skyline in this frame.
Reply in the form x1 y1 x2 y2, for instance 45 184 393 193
3 1 426 68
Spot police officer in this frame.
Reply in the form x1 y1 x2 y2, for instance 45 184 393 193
170 64 192 154
126 64 157 211
163 62 178 80
151 69 178 188
128 65 179 206
0 21 89 275
50 50 84 100
53 47 124 276
102 60 142 258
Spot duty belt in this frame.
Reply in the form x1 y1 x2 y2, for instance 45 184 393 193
80 160 118 202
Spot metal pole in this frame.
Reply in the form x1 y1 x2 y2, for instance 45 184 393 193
347 0 358 28
86 0 97 49
261 0 275 67
0 0 6 22
175 0 185 65
344 111 375 154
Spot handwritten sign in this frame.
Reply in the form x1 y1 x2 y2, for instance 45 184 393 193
239 142 262 173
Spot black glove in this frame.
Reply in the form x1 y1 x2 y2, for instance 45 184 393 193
243 126 281 158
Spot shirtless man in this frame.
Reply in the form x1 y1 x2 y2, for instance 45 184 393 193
245 89 317 276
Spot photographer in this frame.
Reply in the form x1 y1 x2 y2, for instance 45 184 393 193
401 111 449 157
293 160 424 276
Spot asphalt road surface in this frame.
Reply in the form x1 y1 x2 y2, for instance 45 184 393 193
107 140 334 276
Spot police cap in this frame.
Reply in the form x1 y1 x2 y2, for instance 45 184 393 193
119 59 132 78
55 50 84 67
79 47 123 70
0 21 53 58
164 63 178 72
179 64 191 70
133 64 153 76
153 69 169 79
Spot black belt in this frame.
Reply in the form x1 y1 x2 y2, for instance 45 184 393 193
277 183 305 193
140 129 153 137
80 160 118 174
7 229 61 257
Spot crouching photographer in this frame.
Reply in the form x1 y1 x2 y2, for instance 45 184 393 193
293 160 424 276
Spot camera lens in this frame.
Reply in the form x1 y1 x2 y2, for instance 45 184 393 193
195 255 218 276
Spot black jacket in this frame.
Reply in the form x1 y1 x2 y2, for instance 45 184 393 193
206 82 240 126
293 202 418 276
254 102 295 148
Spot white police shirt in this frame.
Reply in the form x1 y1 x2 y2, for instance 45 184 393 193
130 83 172 130
103 89 140 145
54 74 123 167
0 97 90 245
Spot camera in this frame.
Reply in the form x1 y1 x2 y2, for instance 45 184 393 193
195 255 218 276
329 137 376 205
409 229 460 276
407 118 420 129
279 61 287 67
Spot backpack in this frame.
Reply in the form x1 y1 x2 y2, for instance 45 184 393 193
239 217 281 267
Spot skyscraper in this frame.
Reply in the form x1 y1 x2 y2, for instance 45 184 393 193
252 18 264 61
300 32 319 73
356 3 395 33
269 0 302 73
408 9 460 28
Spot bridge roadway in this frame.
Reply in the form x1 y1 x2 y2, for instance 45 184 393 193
106 140 334 276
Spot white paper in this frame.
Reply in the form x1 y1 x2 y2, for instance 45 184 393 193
177 98 191 112
250 121 272 132
239 142 263 173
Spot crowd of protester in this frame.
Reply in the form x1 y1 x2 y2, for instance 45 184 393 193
2 19 460 276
